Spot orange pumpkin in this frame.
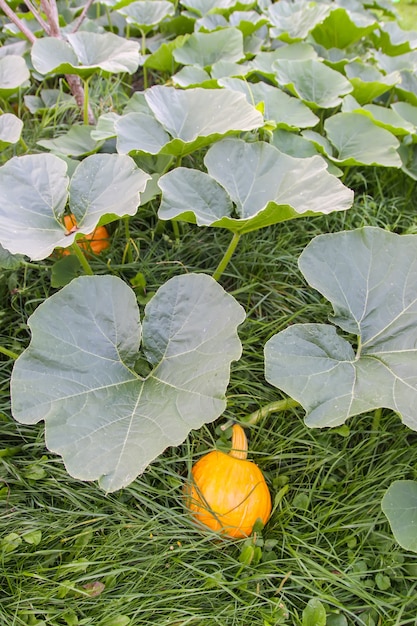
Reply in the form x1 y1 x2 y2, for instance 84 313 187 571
61 213 110 256
185 424 272 538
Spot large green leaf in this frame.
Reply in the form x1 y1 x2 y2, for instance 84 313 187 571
342 98 415 137
396 71 417 107
219 78 319 130
31 32 140 78
0 55 29 96
0 113 23 148
118 0 175 33
0 243 24 270
11 273 245 491
271 130 343 177
374 50 417 74
267 0 331 42
272 58 352 109
158 138 353 234
172 66 214 87
324 112 401 167
229 10 268 36
180 0 253 16
24 88 75 114
37 125 102 157
344 61 400 105
115 113 170 154
382 481 417 552
399 143 417 180
0 154 150 260
392 101 417 130
249 45 318 82
377 22 417 56
115 86 263 156
173 28 244 68
143 35 190 72
311 6 377 49
264 227 417 429
195 13 229 31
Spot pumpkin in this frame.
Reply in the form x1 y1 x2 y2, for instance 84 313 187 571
61 213 110 256
185 424 272 538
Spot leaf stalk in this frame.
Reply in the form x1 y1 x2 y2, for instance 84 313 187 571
69 242 94 275
221 397 300 431
212 232 241 282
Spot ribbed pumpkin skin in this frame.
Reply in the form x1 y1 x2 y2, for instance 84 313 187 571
62 214 110 256
187 449 272 538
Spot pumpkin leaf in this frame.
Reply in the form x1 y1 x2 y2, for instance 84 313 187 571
311 6 378 50
229 10 268 36
172 28 244 68
172 66 215 88
24 88 75 114
377 21 417 56
31 32 140 78
10 273 245 492
0 54 29 96
382 481 417 552
115 113 170 155
143 35 190 72
392 102 417 129
267 0 331 42
219 77 319 130
344 61 400 105
0 113 23 148
37 125 101 157
115 86 263 156
272 58 352 109
50 255 83 288
181 0 253 17
324 113 401 167
0 243 24 270
249 44 318 82
0 153 150 260
343 102 415 137
117 0 175 33
158 138 353 233
264 227 417 430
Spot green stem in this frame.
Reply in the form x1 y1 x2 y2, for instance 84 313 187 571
83 78 90 126
0 446 22 458
70 242 94 275
123 217 133 264
141 30 148 90
342 165 351 185
19 135 29 152
0 345 19 360
22 260 49 270
244 398 300 426
171 220 180 243
212 232 241 282
104 5 114 31
371 408 382 437
221 397 300 431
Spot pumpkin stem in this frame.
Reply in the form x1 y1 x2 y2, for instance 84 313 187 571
229 424 248 460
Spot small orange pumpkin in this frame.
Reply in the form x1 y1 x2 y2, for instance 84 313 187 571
61 213 110 256
185 424 272 538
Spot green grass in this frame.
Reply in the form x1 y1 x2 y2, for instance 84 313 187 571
2 162 417 625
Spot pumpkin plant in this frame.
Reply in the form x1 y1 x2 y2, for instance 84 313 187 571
185 423 272 538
